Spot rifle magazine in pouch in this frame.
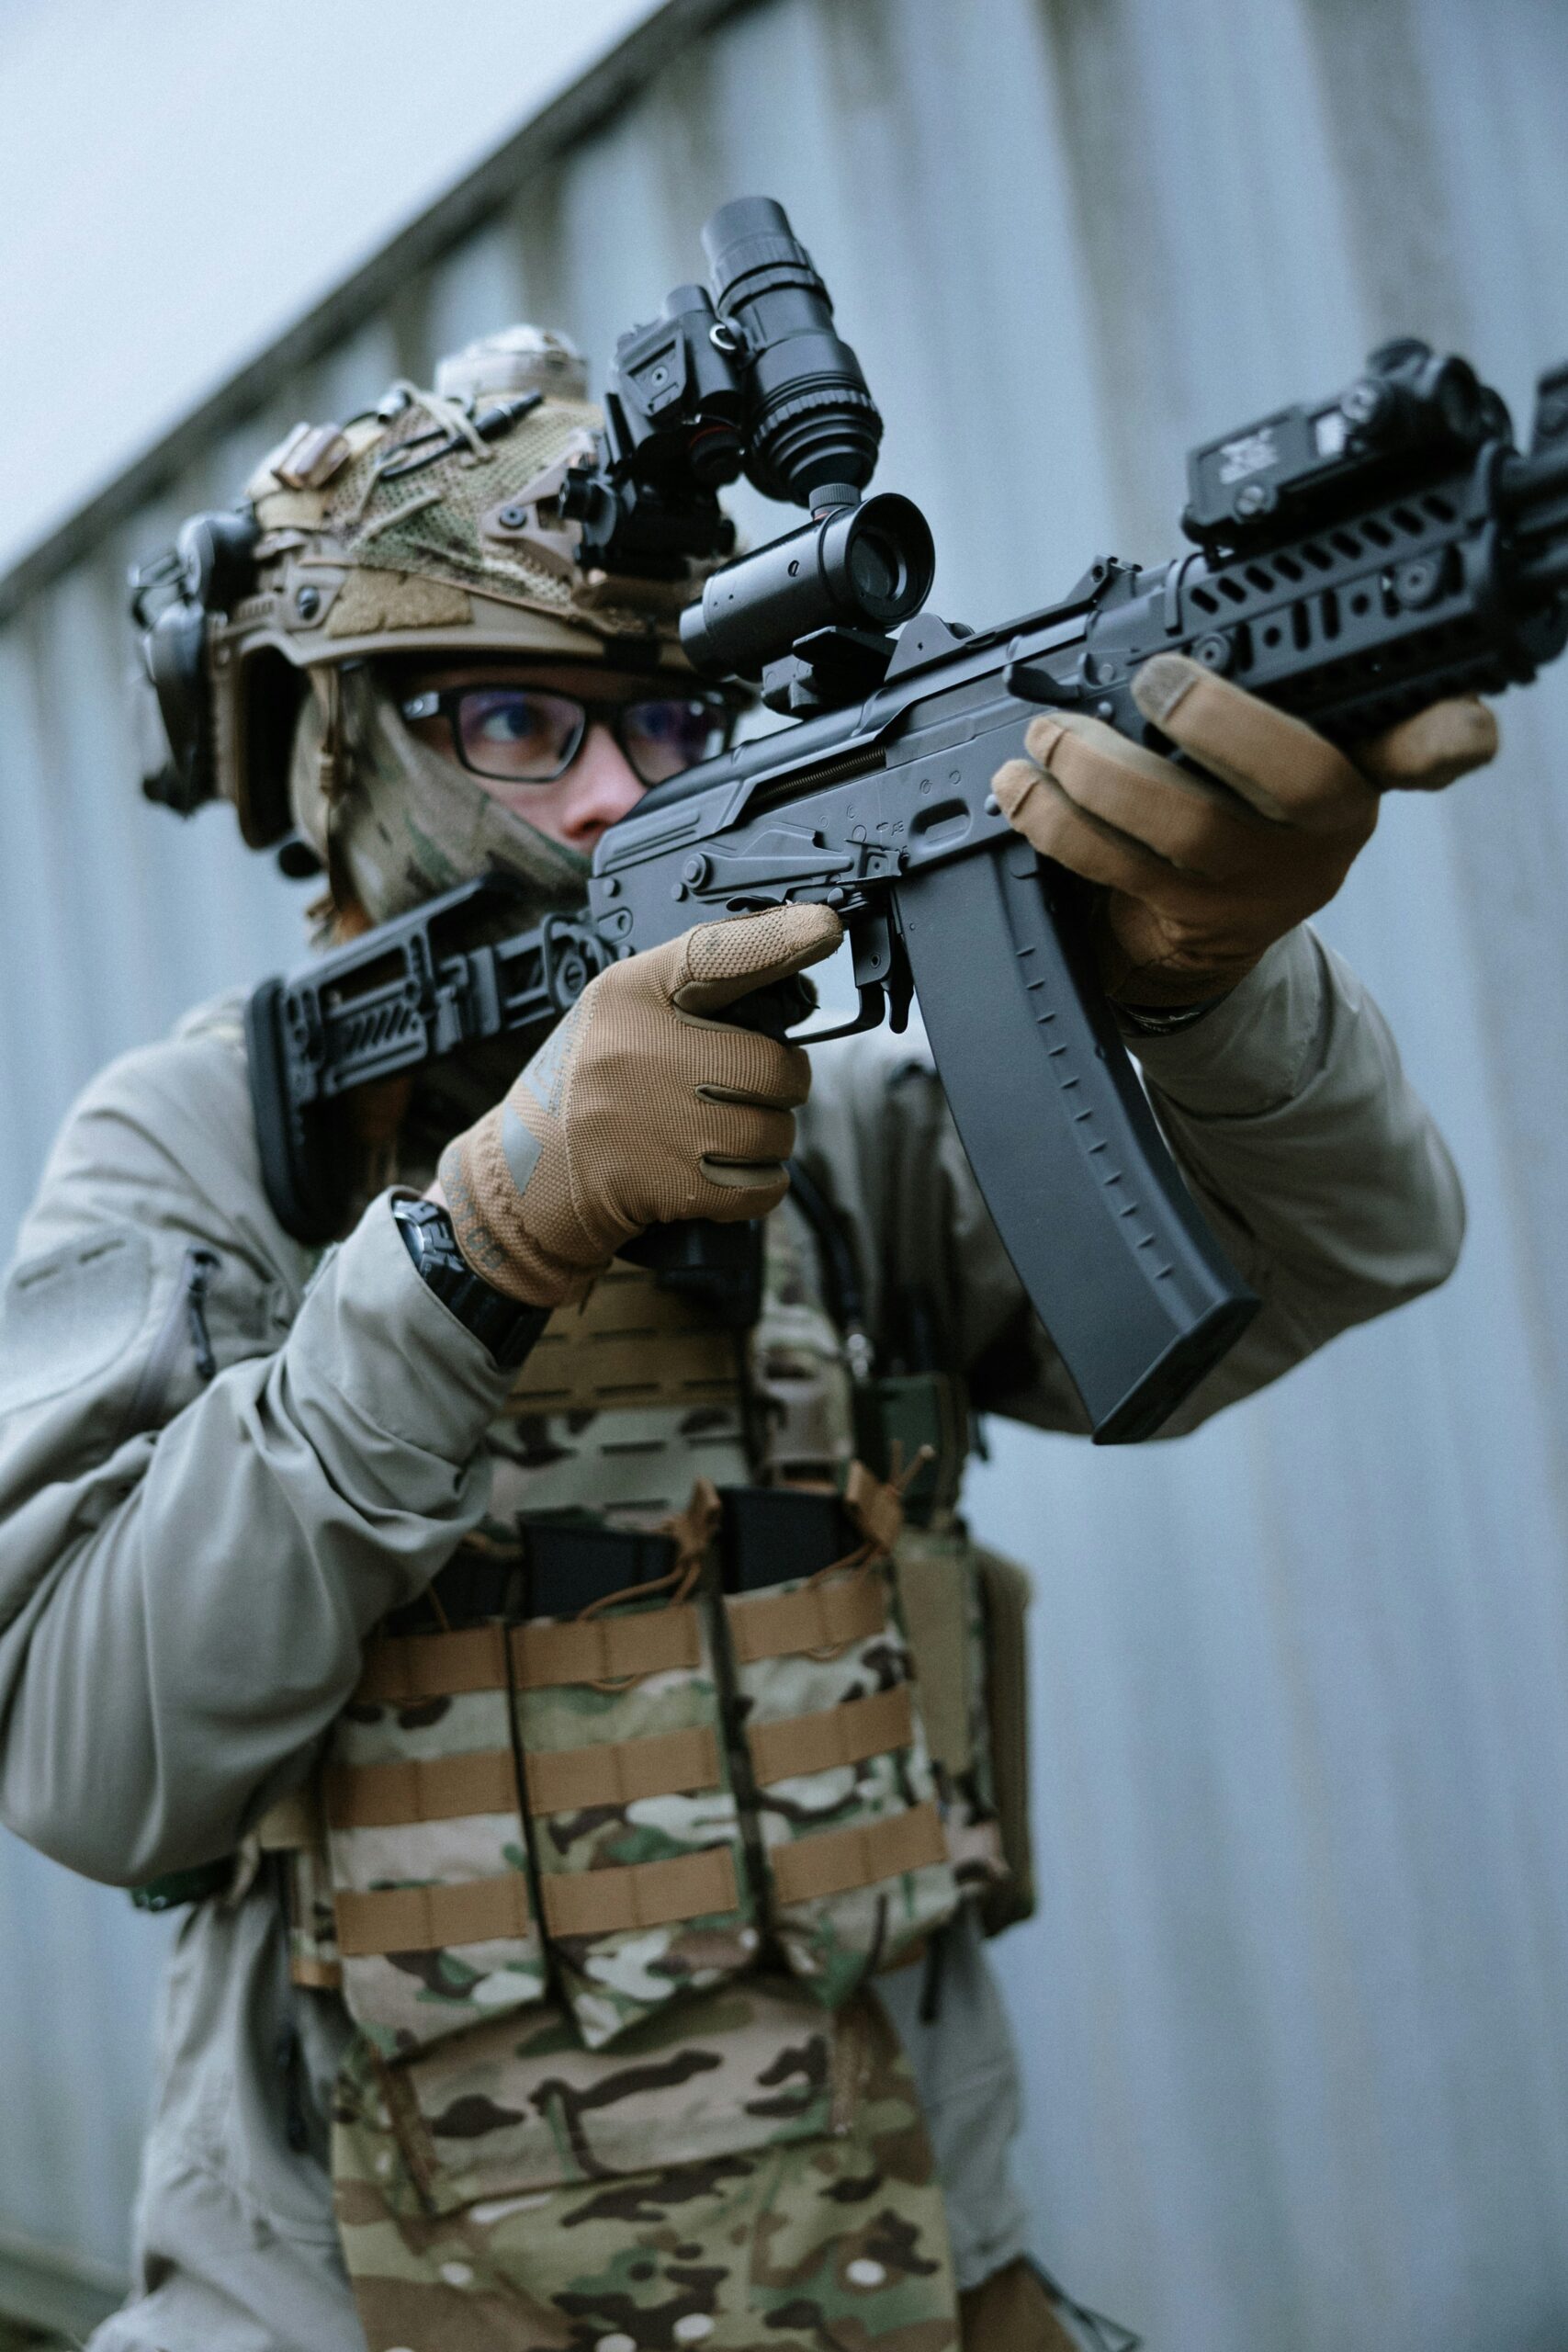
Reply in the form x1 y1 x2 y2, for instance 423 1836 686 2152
323 1625 547 2055
512 1504 757 2051
723 1476 960 2007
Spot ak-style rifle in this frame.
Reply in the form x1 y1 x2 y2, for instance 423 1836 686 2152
247 198 1568 1439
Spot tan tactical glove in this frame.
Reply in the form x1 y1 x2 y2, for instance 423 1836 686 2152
991 653 1497 1006
438 904 842 1306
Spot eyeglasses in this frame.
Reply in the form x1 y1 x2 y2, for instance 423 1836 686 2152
400 683 738 788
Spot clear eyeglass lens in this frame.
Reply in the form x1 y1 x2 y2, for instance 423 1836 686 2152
455 688 582 781
622 697 730 784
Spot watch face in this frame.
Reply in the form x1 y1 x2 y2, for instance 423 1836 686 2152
395 1197 458 1261
413 1204 461 1265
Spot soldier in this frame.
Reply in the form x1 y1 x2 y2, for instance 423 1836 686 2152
0 326 1494 2352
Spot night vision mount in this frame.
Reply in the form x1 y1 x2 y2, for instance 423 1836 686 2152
558 195 936 715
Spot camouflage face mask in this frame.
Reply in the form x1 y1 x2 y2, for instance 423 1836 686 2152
289 664 592 929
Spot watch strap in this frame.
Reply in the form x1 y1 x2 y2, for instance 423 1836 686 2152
391 1196 547 1369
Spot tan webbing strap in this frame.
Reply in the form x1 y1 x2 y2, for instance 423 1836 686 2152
769 1801 947 1906
524 1725 720 1817
747 1685 915 1788
725 1573 886 1665
538 1844 738 1938
324 1748 519 1830
355 1625 509 1704
893 1545 974 1777
289 1954 343 1990
334 1871 532 1957
511 1604 701 1690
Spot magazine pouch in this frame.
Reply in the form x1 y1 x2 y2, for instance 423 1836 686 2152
322 1624 547 2056
511 1483 759 2050
721 1465 961 2008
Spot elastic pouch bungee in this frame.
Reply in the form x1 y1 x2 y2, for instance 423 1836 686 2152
722 1464 960 2007
322 1623 547 2054
511 1483 758 2050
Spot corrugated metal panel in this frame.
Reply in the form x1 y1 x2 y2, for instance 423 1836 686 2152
3 2 1568 2344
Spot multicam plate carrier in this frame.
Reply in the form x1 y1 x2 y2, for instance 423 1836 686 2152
275 1201 1026 2050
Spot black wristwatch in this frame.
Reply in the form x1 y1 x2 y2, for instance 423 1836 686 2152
390 1196 547 1370
1117 993 1231 1037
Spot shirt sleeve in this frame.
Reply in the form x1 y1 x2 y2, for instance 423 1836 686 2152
795 924 1463 1439
0 1020 514 1885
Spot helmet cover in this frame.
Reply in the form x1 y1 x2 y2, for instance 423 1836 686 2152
209 328 704 854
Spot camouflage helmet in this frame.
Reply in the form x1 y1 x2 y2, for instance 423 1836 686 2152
202 328 698 849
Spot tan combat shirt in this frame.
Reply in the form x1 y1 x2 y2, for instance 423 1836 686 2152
0 925 1461 2351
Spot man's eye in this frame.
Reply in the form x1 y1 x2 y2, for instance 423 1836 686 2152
633 702 679 741
631 700 722 750
452 689 580 779
474 695 547 745
656 700 708 738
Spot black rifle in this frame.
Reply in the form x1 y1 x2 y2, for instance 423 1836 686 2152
248 198 1568 1442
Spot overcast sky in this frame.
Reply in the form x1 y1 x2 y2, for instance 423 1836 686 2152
0 0 660 575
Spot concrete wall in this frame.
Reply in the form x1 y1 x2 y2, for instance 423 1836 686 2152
3 3 1568 2344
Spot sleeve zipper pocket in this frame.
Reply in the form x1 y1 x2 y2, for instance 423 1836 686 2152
119 1245 220 1437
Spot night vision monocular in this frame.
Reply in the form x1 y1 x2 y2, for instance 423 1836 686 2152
565 196 937 710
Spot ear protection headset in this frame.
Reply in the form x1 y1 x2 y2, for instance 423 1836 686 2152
129 508 259 815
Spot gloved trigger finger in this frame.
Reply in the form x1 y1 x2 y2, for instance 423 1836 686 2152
671 904 843 1015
